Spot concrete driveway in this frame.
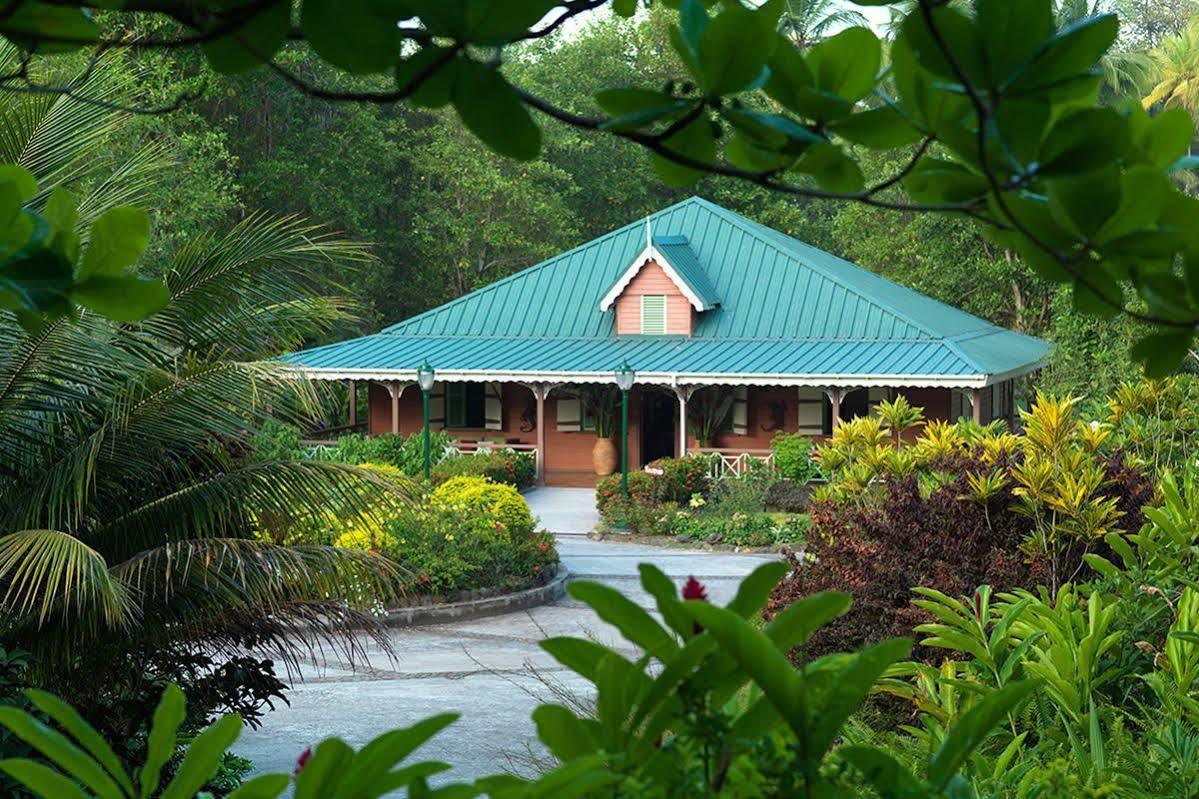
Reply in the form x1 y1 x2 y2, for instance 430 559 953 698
234 488 777 782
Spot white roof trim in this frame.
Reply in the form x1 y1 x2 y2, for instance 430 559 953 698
598 244 708 312
281 363 1043 390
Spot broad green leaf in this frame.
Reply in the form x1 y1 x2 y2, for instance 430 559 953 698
637 563 691 637
302 0 403 74
726 561 789 618
140 684 186 799
412 0 556 45
613 0 637 17
765 34 814 114
74 276 170 322
652 116 716 187
928 680 1039 790
1048 167 1121 239
1007 15 1119 96
532 705 601 761
225 773 290 799
829 106 922 149
794 141 863 192
697 0 778 95
294 738 354 799
0 708 123 799
669 0 708 77
1 2 99 53
686 601 804 726
721 107 820 151
900 5 986 85
764 590 851 651
1136 107 1193 169
452 59 541 161
394 47 460 109
1071 271 1123 319
976 0 1054 86
568 581 678 660
203 0 290 74
596 89 693 133
808 638 911 759
904 158 988 204
0 758 91 799
161 715 242 799
77 206 150 280
24 690 132 797
806 26 880 102
334 713 458 796
1039 108 1130 176
540 636 624 681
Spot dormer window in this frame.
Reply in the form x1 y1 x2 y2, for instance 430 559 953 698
641 295 666 335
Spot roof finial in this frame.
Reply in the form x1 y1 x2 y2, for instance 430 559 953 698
645 216 652 250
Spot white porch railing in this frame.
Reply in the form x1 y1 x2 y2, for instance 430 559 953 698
694 448 776 480
447 439 539 474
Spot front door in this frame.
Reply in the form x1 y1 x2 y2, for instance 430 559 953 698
640 390 676 466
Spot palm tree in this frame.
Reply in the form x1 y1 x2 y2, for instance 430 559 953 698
0 43 409 713
777 0 868 49
1055 0 1148 95
1144 20 1199 121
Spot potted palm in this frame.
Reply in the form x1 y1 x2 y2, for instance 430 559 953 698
688 388 735 448
578 385 620 475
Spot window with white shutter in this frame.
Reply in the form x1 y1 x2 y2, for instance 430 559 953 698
641 295 666 334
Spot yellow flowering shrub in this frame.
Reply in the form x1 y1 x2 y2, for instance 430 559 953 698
430 475 534 536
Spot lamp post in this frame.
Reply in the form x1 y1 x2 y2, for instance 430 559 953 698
416 362 435 481
614 361 635 497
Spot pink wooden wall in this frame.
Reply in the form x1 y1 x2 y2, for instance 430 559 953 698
614 260 694 336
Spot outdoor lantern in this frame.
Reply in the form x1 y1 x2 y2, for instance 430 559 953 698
417 361 436 393
614 361 635 393
614 362 635 496
417 362 435 481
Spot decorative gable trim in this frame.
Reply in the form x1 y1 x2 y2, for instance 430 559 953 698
599 244 709 313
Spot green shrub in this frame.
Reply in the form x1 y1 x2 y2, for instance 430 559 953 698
645 455 712 503
770 431 822 482
317 430 452 476
670 511 809 547
431 475 534 536
382 499 555 595
431 448 536 489
248 418 304 461
764 478 812 512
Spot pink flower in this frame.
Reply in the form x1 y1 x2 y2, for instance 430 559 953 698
682 576 708 602
294 746 312 777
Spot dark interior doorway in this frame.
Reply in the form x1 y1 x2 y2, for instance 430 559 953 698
640 391 676 465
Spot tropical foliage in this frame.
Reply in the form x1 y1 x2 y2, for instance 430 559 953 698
0 565 1038 798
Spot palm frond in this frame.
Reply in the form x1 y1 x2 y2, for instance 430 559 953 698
91 460 421 564
0 529 131 631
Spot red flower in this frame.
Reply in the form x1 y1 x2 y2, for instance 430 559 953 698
682 576 708 602
294 746 312 777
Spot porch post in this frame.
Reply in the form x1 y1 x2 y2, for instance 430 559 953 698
533 383 548 486
830 387 842 430
348 379 357 427
971 388 982 424
390 380 400 434
672 385 693 458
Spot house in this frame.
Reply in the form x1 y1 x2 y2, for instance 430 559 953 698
281 197 1050 486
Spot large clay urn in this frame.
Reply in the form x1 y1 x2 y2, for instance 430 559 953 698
592 436 618 476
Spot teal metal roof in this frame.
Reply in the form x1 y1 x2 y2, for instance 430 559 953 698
283 197 1050 386
652 234 720 310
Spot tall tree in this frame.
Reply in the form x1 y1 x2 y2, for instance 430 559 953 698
777 0 867 49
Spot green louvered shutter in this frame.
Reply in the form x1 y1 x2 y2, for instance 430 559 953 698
641 295 666 335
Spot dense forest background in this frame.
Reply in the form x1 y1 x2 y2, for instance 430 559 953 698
90 1 1199 397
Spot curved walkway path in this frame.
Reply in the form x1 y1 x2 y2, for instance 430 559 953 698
235 488 777 781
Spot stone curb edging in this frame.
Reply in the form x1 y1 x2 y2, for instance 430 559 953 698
382 566 570 628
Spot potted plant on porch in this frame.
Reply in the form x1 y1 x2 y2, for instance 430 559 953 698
688 387 734 448
578 385 620 476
